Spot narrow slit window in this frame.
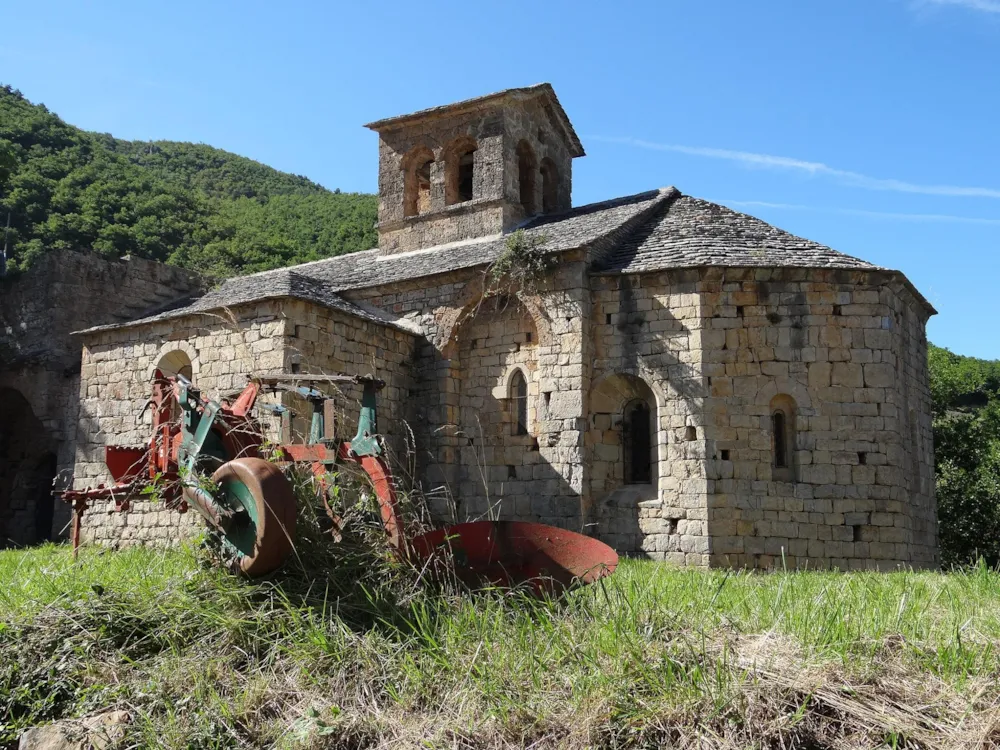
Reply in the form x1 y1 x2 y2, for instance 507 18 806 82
624 399 653 484
510 370 529 436
772 411 788 468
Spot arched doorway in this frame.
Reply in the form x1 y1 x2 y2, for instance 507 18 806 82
0 388 58 546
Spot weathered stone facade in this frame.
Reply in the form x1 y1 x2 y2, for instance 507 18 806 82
0 250 201 547
60 84 938 569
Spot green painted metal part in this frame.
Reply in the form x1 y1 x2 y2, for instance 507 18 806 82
218 477 259 558
350 380 382 457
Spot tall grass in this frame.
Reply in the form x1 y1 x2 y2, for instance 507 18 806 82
3 542 1000 748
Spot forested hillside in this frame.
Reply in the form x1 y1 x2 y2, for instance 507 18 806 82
0 85 377 278
930 343 1000 566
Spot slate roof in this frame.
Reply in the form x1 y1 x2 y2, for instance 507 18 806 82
75 268 413 334
365 83 585 158
78 187 932 335
594 195 881 274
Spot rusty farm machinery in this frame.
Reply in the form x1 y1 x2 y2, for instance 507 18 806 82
60 372 617 591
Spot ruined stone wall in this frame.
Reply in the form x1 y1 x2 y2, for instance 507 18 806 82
0 250 202 546
697 267 937 571
588 272 711 564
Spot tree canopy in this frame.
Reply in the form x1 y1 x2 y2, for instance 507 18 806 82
929 343 1000 566
0 85 376 278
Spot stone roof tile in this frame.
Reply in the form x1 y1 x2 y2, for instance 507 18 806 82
593 195 881 274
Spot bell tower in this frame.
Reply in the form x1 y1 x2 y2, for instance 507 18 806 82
365 84 584 255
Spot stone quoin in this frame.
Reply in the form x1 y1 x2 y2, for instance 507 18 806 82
2 84 937 569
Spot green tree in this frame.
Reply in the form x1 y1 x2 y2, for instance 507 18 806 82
929 344 1000 566
0 84 376 277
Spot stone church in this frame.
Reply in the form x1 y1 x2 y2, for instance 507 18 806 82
41 84 938 569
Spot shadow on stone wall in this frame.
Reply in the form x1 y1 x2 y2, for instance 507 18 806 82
0 387 57 547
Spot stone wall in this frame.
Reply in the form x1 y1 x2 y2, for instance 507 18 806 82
0 250 202 546
342 259 590 531
588 273 711 564
372 97 575 254
72 297 417 546
694 267 937 571
281 300 417 460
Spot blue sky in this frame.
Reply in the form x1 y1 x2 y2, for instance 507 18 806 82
3 0 998 357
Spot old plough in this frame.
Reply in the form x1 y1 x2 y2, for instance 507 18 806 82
59 372 617 590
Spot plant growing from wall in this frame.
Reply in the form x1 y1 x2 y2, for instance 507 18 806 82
485 230 552 300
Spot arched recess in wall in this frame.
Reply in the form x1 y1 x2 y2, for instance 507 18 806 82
0 387 57 546
516 140 537 215
157 349 194 380
540 157 559 214
769 393 797 482
588 372 660 496
402 145 435 217
437 276 553 361
445 136 478 205
147 342 199 383
451 296 539 520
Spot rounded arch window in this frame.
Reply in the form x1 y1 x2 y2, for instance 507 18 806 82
403 146 434 217
509 369 529 436
623 398 653 484
445 138 478 205
770 394 797 481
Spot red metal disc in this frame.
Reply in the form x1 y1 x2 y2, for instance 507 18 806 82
407 521 618 593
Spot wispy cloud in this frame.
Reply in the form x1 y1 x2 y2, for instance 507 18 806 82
723 200 1000 225
918 0 1000 13
591 136 1000 200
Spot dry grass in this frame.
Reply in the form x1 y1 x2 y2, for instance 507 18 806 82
4 521 1000 749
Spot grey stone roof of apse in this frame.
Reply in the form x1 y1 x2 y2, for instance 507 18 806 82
593 194 880 274
79 187 932 334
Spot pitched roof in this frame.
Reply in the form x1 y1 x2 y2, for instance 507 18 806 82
594 195 881 274
79 188 934 334
75 268 415 335
365 83 585 158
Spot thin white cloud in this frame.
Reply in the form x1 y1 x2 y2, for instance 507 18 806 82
591 136 1000 200
724 200 1000 225
919 0 1000 13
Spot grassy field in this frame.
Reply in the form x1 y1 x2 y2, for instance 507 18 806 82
2 543 1000 749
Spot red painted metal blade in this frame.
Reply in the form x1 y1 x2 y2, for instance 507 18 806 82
407 521 618 592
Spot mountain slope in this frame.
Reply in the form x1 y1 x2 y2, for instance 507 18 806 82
0 85 376 277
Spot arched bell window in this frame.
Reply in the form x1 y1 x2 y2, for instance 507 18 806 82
445 137 478 205
403 146 434 217
516 140 537 215
623 398 653 484
509 369 529 436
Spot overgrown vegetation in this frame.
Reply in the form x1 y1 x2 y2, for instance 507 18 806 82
929 343 1000 567
486 229 552 298
7 542 1000 748
0 85 377 278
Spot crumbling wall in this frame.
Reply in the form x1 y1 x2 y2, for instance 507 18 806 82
0 250 202 546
